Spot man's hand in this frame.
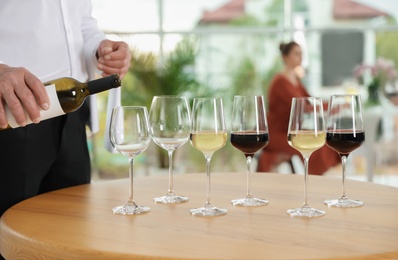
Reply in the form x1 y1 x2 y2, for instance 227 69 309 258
96 39 131 79
0 64 49 128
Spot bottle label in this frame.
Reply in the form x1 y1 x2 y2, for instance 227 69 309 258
6 84 65 128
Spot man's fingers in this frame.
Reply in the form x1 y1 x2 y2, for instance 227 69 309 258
25 70 49 110
97 58 128 69
3 91 28 126
15 84 42 124
96 40 131 79
97 63 128 78
0 66 47 127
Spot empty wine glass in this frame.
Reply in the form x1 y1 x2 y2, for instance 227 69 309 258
324 95 365 208
287 97 326 218
109 106 151 215
190 97 228 216
230 95 269 206
149 96 191 203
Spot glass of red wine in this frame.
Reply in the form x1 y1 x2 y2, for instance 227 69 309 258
230 95 270 206
324 95 365 208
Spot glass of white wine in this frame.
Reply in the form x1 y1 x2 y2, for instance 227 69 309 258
190 97 228 217
287 97 326 218
149 96 191 203
109 106 151 215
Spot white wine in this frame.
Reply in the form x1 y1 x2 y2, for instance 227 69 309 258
288 131 326 157
190 131 227 155
1 74 121 130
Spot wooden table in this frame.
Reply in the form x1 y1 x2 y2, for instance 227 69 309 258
1 172 398 260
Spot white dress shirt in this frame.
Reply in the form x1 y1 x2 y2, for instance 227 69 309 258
0 0 120 151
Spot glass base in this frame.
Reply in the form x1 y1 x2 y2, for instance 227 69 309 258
190 205 228 217
287 206 325 218
324 197 364 208
154 194 189 204
112 203 150 215
231 197 269 207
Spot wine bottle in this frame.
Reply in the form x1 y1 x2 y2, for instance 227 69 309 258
1 74 121 131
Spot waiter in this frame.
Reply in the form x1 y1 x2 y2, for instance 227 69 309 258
0 0 131 219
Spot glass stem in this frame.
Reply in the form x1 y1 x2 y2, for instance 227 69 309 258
127 158 136 206
246 156 252 199
204 154 212 207
340 155 348 200
303 156 310 207
167 150 174 195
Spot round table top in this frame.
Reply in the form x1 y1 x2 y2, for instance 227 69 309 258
1 172 398 260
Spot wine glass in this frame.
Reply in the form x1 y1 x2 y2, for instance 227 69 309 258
189 97 228 216
230 95 269 206
149 96 191 203
109 106 151 215
287 97 326 218
324 95 365 208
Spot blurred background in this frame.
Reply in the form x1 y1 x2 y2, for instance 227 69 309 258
89 0 398 187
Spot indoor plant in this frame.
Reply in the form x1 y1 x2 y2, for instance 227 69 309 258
354 57 397 106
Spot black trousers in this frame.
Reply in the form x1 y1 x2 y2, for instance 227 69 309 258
0 102 91 218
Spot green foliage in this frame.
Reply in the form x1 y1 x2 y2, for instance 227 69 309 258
122 37 210 109
266 0 284 13
366 76 381 106
293 0 309 12
230 14 261 26
264 0 308 26
121 51 158 108
376 31 398 73
230 56 258 96
120 37 214 168
266 0 308 13
229 0 308 27
159 38 200 96
264 0 283 27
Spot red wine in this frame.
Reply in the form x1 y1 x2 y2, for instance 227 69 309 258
230 132 269 156
326 131 365 156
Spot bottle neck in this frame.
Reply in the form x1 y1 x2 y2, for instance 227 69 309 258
87 74 121 94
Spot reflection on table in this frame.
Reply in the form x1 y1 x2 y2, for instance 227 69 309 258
1 172 398 259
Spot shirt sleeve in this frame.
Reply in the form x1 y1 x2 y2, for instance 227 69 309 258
80 1 121 152
81 0 106 79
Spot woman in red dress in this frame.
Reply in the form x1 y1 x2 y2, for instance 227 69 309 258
257 41 340 175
